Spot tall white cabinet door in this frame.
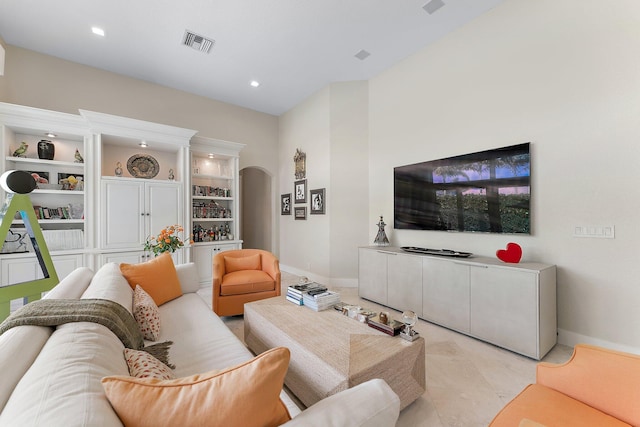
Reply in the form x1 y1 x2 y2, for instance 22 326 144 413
146 183 181 237
358 248 388 304
101 180 145 249
193 243 239 286
423 258 470 333
470 266 538 358
387 253 422 316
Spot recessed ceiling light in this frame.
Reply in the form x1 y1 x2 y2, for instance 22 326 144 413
45 132 56 138
208 153 215 159
250 80 260 88
139 141 147 148
92 27 105 37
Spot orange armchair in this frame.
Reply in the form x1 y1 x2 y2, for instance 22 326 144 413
490 344 640 426
212 249 281 316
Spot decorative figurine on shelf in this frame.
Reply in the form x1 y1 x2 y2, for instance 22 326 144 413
37 140 55 160
12 141 28 158
115 162 123 177
168 169 175 181
74 148 84 163
373 215 390 246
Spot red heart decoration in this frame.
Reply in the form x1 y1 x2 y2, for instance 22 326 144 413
496 242 522 263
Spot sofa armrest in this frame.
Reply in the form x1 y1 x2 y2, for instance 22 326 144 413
537 344 640 425
281 379 400 427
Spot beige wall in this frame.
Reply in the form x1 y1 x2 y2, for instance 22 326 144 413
0 37 6 99
278 81 368 285
0 45 279 176
329 81 368 283
279 87 331 281
368 0 640 352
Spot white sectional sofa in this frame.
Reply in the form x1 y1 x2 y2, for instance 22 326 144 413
0 262 400 426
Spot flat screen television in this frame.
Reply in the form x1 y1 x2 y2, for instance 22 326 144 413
394 143 530 234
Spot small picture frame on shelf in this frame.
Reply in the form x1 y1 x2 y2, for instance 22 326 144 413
281 193 291 215
294 179 306 204
294 206 307 220
310 188 325 214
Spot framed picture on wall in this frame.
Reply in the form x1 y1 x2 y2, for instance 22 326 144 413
281 193 291 215
294 179 307 203
294 206 306 220
310 188 325 214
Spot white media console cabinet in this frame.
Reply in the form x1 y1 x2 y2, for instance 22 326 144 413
358 246 557 359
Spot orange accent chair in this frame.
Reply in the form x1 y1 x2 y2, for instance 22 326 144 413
212 249 281 316
489 344 640 427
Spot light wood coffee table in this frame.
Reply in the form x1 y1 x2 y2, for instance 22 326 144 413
244 296 425 410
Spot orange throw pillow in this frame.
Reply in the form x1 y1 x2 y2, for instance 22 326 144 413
120 253 182 306
224 253 261 273
102 347 291 427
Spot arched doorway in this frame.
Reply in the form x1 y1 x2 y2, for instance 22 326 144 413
239 167 273 251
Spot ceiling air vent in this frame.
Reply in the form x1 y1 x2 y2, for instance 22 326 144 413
183 30 215 53
354 49 371 61
423 0 445 15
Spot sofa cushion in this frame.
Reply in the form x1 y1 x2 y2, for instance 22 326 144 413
102 347 292 427
153 293 300 417
0 322 129 426
281 378 400 427
124 348 175 380
82 262 133 314
133 285 160 341
489 384 632 427
175 262 200 293
0 267 95 413
220 270 275 295
120 253 182 306
224 253 261 273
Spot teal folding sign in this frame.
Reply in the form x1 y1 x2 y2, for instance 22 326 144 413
0 170 58 320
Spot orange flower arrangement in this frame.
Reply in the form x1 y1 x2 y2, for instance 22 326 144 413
144 225 190 256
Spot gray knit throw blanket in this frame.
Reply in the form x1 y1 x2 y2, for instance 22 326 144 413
0 298 174 368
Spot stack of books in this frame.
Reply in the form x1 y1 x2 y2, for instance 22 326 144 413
285 282 326 305
367 315 405 336
303 290 340 312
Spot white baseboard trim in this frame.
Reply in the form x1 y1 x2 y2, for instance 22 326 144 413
280 264 358 288
558 328 640 355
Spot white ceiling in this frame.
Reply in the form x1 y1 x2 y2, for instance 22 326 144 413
0 0 505 116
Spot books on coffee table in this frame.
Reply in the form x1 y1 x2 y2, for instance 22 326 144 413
303 291 340 311
286 282 327 306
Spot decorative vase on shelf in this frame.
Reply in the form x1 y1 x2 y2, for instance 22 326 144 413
37 140 55 160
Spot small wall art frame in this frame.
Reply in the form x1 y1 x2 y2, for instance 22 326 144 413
281 193 291 215
310 188 325 214
294 179 307 204
294 206 307 220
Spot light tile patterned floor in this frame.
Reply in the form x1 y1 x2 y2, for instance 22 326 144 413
199 271 573 427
